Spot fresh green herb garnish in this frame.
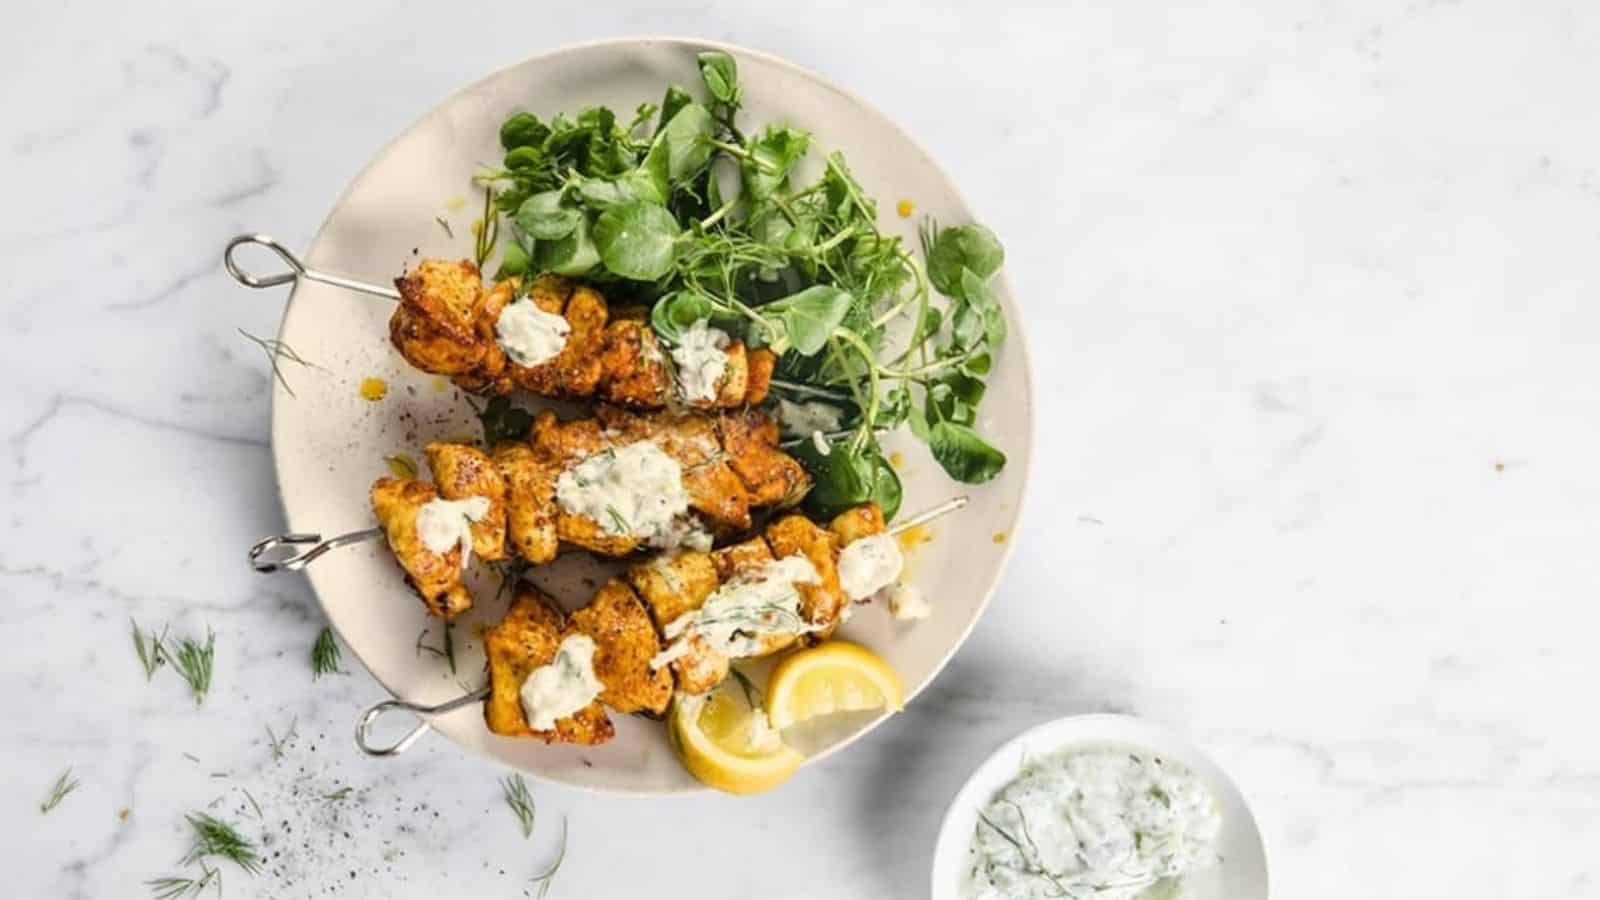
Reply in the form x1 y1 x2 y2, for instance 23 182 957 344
148 811 262 897
490 557 530 602
132 618 168 680
501 774 536 838
323 787 353 802
473 183 499 269
728 668 762 709
241 789 263 820
603 504 631 535
265 717 296 761
476 51 1009 513
415 624 457 674
383 452 419 479
146 864 219 900
531 816 568 899
169 629 216 706
435 216 454 238
468 395 535 447
310 627 341 679
39 767 80 814
180 812 261 874
237 329 321 398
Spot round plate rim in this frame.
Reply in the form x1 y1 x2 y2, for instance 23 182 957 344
268 35 1037 795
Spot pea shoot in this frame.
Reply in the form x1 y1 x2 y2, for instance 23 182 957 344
475 50 1011 519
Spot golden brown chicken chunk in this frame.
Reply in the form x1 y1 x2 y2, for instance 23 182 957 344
829 503 887 544
596 318 671 407
629 550 720 629
628 551 727 695
459 275 613 398
765 513 847 639
483 587 615 744
529 409 612 464
523 280 609 398
704 339 751 408
391 259 487 376
713 536 807 661
491 442 559 565
369 477 473 618
423 442 507 562
746 348 775 405
717 409 811 508
567 580 674 716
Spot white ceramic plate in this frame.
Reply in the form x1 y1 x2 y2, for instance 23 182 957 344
932 715 1269 899
265 37 1033 794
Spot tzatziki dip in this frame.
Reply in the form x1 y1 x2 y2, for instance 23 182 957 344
963 747 1221 900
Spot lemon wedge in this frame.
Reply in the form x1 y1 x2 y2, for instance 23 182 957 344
765 641 905 730
670 681 804 795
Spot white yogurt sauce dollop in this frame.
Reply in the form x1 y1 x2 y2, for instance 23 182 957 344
963 748 1222 900
495 297 570 367
518 634 604 730
775 397 843 438
652 555 822 669
888 583 930 620
555 443 691 547
414 496 491 567
837 533 904 600
670 319 731 403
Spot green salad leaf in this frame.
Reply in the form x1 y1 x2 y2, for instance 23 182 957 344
594 201 681 280
474 53 1014 505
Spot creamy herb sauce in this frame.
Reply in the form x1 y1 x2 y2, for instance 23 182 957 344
518 634 604 731
888 583 931 620
413 496 491 568
555 443 691 547
652 555 821 670
964 748 1222 900
837 533 904 600
775 397 844 438
670 319 730 403
495 297 570 367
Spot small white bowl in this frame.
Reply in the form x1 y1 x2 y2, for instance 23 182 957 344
931 714 1269 900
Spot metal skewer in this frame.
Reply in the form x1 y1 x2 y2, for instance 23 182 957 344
224 234 401 301
350 495 970 757
251 495 969 576
249 527 383 573
355 687 490 757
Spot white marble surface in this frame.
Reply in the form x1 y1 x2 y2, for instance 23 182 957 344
4 1 1598 897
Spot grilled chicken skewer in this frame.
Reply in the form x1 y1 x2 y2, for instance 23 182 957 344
486 496 960 743
394 261 777 409
224 235 774 409
251 405 810 618
481 497 967 746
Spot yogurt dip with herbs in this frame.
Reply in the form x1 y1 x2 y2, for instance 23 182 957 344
963 746 1222 900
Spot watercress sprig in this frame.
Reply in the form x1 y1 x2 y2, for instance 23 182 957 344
475 50 1012 512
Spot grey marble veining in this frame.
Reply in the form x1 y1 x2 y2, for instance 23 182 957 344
5 1 1599 897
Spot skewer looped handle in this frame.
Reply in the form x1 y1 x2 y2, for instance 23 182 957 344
224 234 401 300
249 527 383 573
355 687 490 757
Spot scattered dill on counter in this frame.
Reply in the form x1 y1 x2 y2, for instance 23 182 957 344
265 717 297 761
501 774 536 838
238 329 321 398
168 629 216 705
132 618 168 680
39 767 80 814
310 627 342 679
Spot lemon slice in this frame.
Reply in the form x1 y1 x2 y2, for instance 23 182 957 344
765 641 905 730
670 681 804 795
